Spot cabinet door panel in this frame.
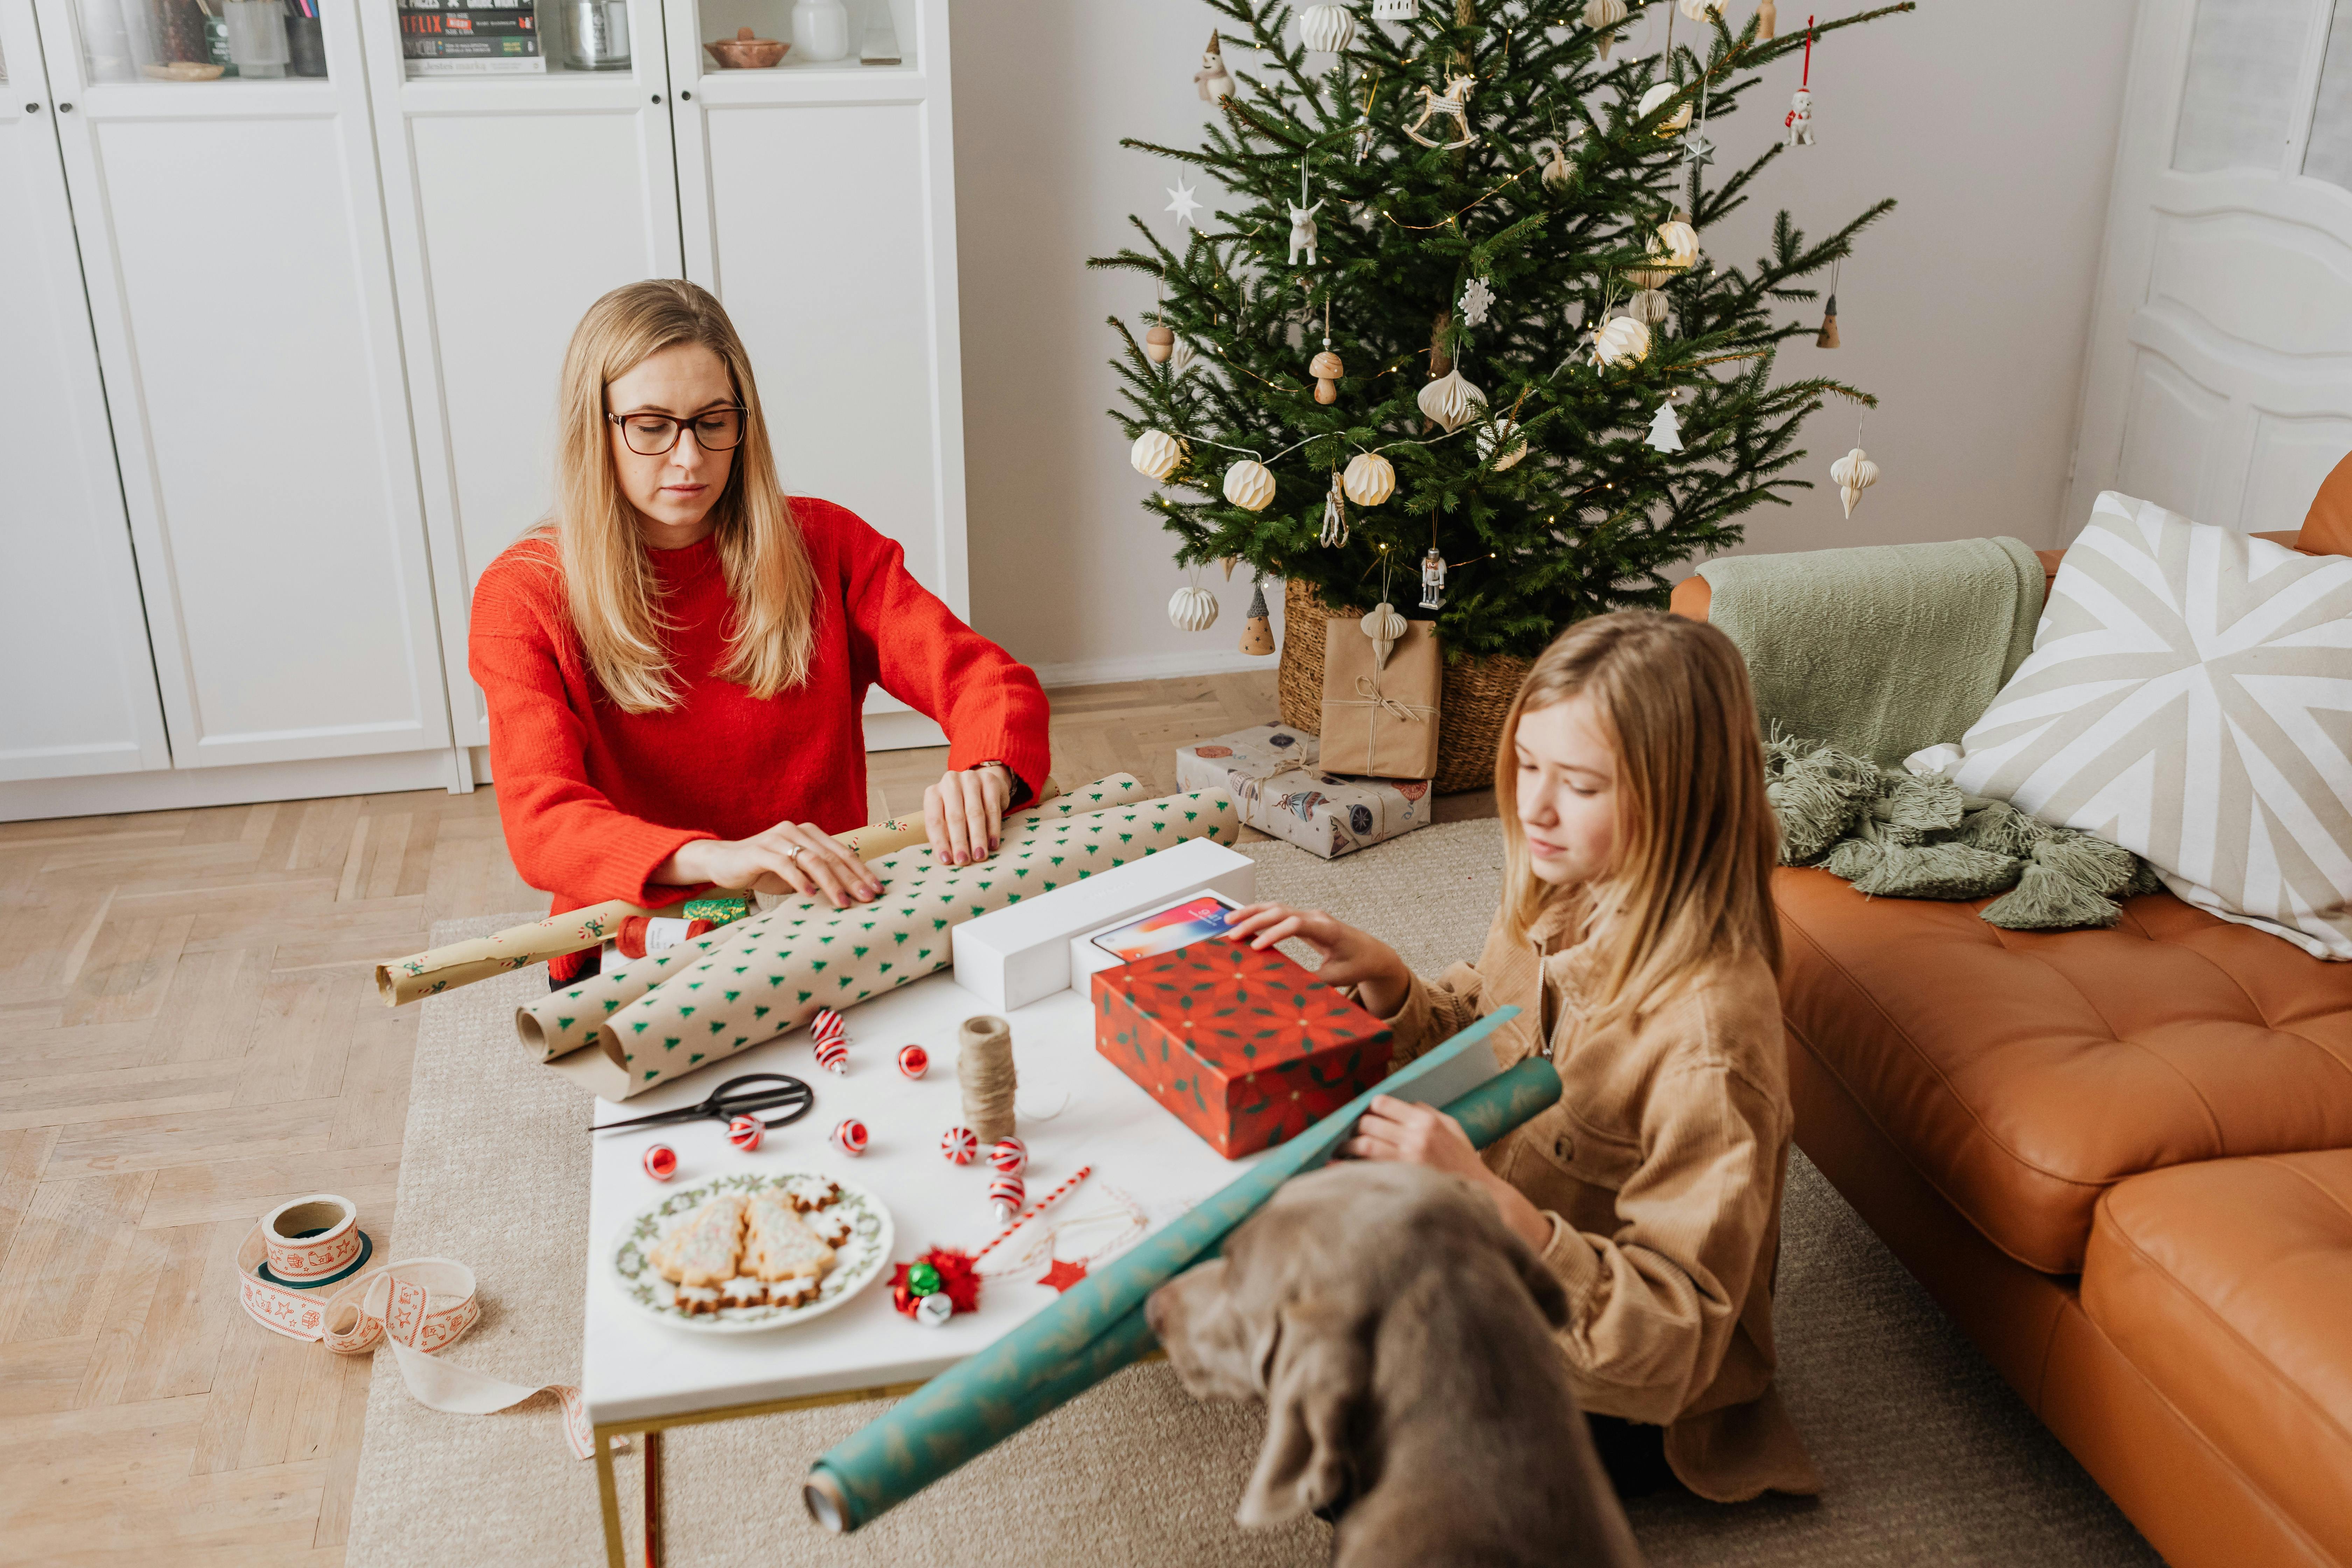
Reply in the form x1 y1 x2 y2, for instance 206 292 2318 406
0 2 170 781
40 0 453 769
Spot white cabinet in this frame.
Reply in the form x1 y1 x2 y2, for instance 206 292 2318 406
33 0 454 770
0 0 172 782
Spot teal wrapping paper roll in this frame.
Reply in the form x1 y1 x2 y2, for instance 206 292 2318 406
805 1008 1558 1532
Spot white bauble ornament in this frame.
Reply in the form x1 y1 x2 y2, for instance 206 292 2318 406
1130 430 1185 480
1478 418 1528 471
1371 0 1419 16
1830 447 1879 518
1223 458 1278 511
1300 3 1357 54
1583 0 1626 59
1676 0 1725 19
1416 369 1486 433
1589 314 1652 369
1628 288 1670 324
1650 219 1700 271
1342 450 1396 505
1359 601 1408 670
1637 82 1692 136
1168 584 1219 632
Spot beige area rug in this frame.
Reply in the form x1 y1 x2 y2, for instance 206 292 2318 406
347 821 2159 1567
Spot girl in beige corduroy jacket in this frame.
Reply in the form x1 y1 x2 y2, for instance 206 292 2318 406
1228 609 1821 1505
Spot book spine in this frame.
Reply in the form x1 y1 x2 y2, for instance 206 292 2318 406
403 53 548 74
402 34 542 56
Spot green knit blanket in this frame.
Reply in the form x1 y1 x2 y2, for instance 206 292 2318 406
1699 537 2046 766
1767 734 2163 930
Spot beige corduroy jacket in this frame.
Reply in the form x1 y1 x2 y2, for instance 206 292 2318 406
1379 897 1822 1504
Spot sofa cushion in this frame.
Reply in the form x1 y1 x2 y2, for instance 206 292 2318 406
1776 866 2352 1273
2081 1152 2352 1560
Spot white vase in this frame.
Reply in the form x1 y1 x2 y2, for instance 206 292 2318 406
791 0 851 61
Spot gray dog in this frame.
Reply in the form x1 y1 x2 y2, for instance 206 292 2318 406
1147 1161 1645 1568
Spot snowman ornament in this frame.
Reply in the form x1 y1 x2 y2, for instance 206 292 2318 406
1288 199 1324 266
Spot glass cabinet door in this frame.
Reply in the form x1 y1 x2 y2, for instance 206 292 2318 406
79 0 331 80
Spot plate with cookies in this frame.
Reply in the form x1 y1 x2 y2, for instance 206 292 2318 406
610 1170 894 1333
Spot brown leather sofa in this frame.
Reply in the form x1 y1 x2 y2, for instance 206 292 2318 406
1671 474 2352 1568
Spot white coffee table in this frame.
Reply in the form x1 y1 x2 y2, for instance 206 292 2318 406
581 966 1277 1567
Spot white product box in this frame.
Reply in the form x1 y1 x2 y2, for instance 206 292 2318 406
950 838 1256 1011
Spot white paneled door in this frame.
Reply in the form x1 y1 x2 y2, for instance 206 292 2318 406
33 0 452 770
2071 0 2352 536
0 0 170 781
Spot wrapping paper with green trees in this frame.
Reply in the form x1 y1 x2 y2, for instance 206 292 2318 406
1093 939 1394 1157
520 782 1241 1099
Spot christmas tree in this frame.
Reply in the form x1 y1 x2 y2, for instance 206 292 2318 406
1096 0 1911 662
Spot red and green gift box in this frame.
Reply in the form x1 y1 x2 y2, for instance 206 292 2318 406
1092 938 1394 1158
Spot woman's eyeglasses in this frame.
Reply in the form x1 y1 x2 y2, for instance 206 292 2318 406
608 407 746 456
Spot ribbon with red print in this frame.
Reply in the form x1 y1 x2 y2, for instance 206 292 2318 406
236 1210 594 1460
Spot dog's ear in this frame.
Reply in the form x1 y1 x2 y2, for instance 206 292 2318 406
1236 1297 1366 1528
1497 1220 1572 1329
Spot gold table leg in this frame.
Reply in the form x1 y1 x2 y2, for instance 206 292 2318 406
594 1422 629 1568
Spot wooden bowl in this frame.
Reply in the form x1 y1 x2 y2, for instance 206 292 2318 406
141 61 227 80
704 28 788 68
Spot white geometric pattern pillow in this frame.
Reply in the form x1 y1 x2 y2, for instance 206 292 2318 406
1932 491 2352 959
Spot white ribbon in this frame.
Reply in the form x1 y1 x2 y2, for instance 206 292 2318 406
236 1205 594 1460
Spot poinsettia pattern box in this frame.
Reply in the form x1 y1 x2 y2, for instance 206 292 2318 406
1174 724 1432 860
1092 938 1394 1158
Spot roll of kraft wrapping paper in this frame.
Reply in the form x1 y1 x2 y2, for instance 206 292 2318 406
535 788 1239 1100
803 1009 1558 1532
516 776 1154 1070
834 771 1068 859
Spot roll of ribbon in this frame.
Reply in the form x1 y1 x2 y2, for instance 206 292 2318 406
234 1196 594 1460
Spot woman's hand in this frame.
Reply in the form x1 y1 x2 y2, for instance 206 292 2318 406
1349 1096 1555 1251
925 762 1013 866
657 823 882 910
1222 903 1412 1019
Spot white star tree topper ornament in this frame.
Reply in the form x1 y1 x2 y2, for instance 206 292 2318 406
1164 176 1203 229
1460 276 1496 328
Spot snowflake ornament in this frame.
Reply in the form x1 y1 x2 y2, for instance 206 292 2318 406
1164 176 1203 229
1460 276 1496 328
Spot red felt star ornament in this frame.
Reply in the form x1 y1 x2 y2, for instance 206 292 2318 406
1039 1258 1089 1292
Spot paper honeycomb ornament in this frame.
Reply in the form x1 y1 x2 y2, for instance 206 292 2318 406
1589 315 1652 369
1650 219 1700 271
1131 430 1184 480
1168 584 1219 632
1637 82 1692 136
1299 2 1357 53
1223 458 1278 511
1629 289 1670 324
1359 602 1408 670
1416 369 1486 433
1342 450 1395 505
1831 447 1879 517
1584 0 1626 59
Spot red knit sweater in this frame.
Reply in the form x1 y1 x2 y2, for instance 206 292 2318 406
469 498 1051 980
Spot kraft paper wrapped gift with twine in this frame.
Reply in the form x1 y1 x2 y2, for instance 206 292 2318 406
1174 723 1433 860
516 781 1240 1100
1319 614 1441 780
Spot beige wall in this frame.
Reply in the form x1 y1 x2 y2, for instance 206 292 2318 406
948 0 2137 683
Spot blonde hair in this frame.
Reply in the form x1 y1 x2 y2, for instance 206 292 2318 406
549 279 817 712
1496 610 1781 1032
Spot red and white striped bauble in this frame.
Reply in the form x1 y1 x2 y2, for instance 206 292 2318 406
832 1119 869 1156
642 1144 678 1181
811 1008 847 1049
988 1136 1028 1175
727 1115 764 1152
940 1126 979 1165
896 1043 929 1079
987 1172 1027 1223
813 1037 849 1075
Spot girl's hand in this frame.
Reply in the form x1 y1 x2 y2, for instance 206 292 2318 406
925 763 1013 866
660 823 882 910
1222 903 1412 1018
1349 1096 1554 1251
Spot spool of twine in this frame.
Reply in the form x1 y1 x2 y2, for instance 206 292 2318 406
958 1015 1017 1144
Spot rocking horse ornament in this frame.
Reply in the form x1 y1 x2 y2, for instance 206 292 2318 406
1404 73 1477 149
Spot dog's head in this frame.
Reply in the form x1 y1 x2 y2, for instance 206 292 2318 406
1145 1160 1570 1527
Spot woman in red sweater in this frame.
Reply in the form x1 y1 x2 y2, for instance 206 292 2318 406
470 280 1051 985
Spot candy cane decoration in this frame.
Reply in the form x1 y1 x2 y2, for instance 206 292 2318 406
973 1165 1093 1264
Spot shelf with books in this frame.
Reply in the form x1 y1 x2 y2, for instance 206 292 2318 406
77 0 331 82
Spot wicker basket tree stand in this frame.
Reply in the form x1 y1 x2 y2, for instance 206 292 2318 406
1277 579 1533 796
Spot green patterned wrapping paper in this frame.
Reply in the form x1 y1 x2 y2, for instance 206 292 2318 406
516 776 1152 1069
536 787 1238 1100
807 1008 1556 1531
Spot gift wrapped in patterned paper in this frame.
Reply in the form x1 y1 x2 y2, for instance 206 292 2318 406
1174 723 1433 860
1093 938 1393 1158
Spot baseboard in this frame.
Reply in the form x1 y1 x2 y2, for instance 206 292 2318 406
0 748 464 823
1029 646 1283 690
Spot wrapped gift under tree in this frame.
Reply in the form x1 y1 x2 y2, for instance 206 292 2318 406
1319 610 1441 780
1093 938 1393 1158
1174 723 1432 860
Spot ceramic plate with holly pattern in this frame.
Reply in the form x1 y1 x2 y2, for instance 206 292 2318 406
610 1170 894 1334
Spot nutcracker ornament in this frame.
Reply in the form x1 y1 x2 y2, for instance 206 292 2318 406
1420 547 1447 611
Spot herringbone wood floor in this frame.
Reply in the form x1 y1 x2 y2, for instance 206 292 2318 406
0 673 1492 1566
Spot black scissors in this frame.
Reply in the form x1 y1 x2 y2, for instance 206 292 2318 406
588 1072 814 1135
